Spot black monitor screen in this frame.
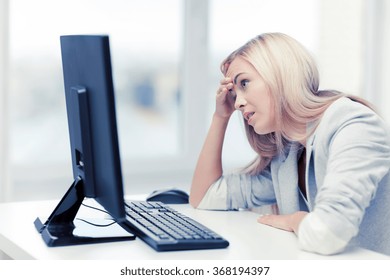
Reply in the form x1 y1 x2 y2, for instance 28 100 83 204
60 35 126 222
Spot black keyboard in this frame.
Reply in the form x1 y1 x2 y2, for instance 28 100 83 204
123 201 229 251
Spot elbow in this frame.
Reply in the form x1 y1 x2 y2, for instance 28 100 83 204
189 176 227 210
189 181 213 209
189 195 200 209
299 237 348 255
189 185 205 209
298 214 350 255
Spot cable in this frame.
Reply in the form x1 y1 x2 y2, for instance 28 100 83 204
75 218 116 227
77 199 117 227
81 201 111 215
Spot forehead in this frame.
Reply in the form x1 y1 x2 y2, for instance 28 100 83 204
226 57 256 77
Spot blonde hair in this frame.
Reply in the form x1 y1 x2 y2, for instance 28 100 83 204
221 33 373 174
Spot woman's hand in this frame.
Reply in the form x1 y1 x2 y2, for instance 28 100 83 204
257 211 308 234
215 77 235 119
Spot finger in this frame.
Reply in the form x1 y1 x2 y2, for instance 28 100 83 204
216 87 226 96
216 85 231 96
216 88 228 102
217 83 233 95
257 214 272 224
220 77 232 84
257 214 293 232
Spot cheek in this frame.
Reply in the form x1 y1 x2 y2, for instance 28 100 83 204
267 97 275 119
258 91 274 115
266 95 276 126
255 94 276 134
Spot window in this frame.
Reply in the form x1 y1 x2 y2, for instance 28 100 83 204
7 0 185 200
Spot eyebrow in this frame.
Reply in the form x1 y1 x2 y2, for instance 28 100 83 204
233 73 245 85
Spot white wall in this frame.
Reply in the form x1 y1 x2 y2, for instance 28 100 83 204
373 0 390 121
317 0 364 95
317 0 390 122
0 0 10 202
0 250 11 260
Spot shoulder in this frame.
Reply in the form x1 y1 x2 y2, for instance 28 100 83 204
311 97 390 145
316 97 389 136
322 97 378 124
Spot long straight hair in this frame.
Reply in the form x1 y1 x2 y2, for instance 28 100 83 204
221 33 373 174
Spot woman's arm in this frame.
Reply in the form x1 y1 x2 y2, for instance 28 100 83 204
189 77 235 207
189 114 230 207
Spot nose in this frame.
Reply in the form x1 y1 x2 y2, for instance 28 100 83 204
234 94 247 110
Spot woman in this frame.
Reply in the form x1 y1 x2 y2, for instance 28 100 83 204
189 33 390 255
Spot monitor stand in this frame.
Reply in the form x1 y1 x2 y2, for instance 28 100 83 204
34 86 135 246
34 177 136 247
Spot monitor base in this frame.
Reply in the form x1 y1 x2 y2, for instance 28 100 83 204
34 217 135 247
34 177 135 247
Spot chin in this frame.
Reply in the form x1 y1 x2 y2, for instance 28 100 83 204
253 125 273 135
253 128 267 135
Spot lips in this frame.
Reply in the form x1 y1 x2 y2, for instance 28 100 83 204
243 112 255 124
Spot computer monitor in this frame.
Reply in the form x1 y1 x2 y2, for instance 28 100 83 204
34 35 135 246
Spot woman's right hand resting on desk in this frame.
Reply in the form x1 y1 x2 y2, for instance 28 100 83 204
189 77 235 207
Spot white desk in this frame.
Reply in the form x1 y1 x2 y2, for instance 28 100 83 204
0 198 388 260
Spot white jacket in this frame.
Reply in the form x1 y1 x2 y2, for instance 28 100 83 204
198 97 390 255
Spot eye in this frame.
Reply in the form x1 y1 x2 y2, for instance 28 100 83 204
229 89 237 99
240 79 249 88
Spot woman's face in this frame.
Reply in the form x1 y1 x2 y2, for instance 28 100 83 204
226 57 276 135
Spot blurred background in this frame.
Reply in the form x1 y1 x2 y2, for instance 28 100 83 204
0 0 389 202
